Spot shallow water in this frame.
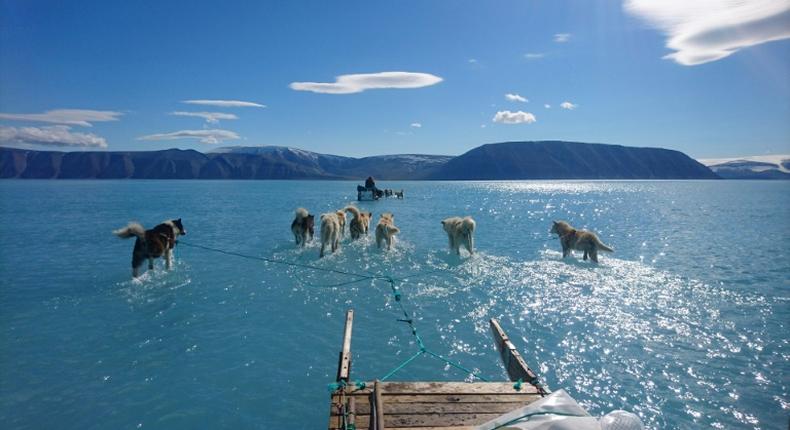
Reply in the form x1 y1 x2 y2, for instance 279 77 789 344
0 180 788 429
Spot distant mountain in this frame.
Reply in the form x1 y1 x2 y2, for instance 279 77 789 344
427 141 718 179
212 145 451 179
699 155 790 180
1 141 718 180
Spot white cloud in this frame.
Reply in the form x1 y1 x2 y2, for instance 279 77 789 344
624 0 790 65
138 129 240 144
492 111 537 124
524 53 545 59
181 100 266 108
480 124 487 128
544 104 552 109
0 125 107 148
468 58 478 63
170 111 239 124
410 122 422 128
0 109 122 127
560 101 578 110
289 71 443 94
505 93 528 103
554 33 572 43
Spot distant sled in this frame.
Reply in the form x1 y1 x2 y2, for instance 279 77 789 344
356 185 381 201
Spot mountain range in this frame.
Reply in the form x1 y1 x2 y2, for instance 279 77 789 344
0 141 720 180
699 155 790 180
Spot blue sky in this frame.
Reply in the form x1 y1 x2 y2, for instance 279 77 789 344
0 0 788 158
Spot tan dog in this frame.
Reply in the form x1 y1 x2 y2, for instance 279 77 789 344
441 216 476 255
344 206 373 240
375 212 400 250
550 220 613 263
335 210 347 238
319 212 342 258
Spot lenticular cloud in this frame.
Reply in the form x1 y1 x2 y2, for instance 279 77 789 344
492 111 537 124
624 0 790 65
290 72 443 94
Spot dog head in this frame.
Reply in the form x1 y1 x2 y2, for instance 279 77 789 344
173 218 186 235
551 220 572 236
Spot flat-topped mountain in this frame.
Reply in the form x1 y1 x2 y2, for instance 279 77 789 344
427 141 718 180
0 141 718 180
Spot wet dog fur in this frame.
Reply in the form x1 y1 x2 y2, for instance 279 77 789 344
114 219 186 278
550 220 613 263
441 216 476 256
375 212 400 250
344 206 373 240
319 212 342 257
291 208 315 247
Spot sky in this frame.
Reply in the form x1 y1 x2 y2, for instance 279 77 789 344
0 0 788 158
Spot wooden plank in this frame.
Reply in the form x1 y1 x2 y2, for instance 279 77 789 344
351 401 532 415
489 318 540 385
333 393 540 406
381 382 535 395
374 380 385 430
331 413 504 429
336 309 354 382
348 396 356 429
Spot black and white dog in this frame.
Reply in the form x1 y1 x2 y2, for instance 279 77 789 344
114 219 186 278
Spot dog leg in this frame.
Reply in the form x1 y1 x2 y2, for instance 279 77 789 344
583 250 588 260
165 249 172 270
148 257 154 271
320 243 325 258
591 249 598 263
132 266 140 278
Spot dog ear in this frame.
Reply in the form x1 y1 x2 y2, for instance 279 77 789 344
441 220 445 225
552 220 557 225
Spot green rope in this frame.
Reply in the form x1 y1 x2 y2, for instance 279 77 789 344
178 240 379 281
380 350 424 381
177 240 534 387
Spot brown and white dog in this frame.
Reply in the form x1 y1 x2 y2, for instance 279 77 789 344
344 206 373 240
114 219 186 278
291 208 315 247
441 216 476 256
375 212 400 250
550 220 613 263
319 212 342 258
394 190 404 199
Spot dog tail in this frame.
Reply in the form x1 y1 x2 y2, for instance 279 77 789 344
114 222 145 240
294 207 309 219
344 205 361 218
595 237 614 253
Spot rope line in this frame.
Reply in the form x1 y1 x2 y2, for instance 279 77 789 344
176 239 524 386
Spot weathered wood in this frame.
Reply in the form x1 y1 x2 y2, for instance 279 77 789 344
331 412 505 429
337 309 354 382
489 318 540 385
332 392 539 407
347 396 356 429
348 400 531 415
367 382 534 395
374 379 385 430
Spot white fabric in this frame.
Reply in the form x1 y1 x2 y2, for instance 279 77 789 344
475 389 600 430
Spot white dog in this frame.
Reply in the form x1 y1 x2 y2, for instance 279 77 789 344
441 216 476 255
319 212 341 258
375 212 400 250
